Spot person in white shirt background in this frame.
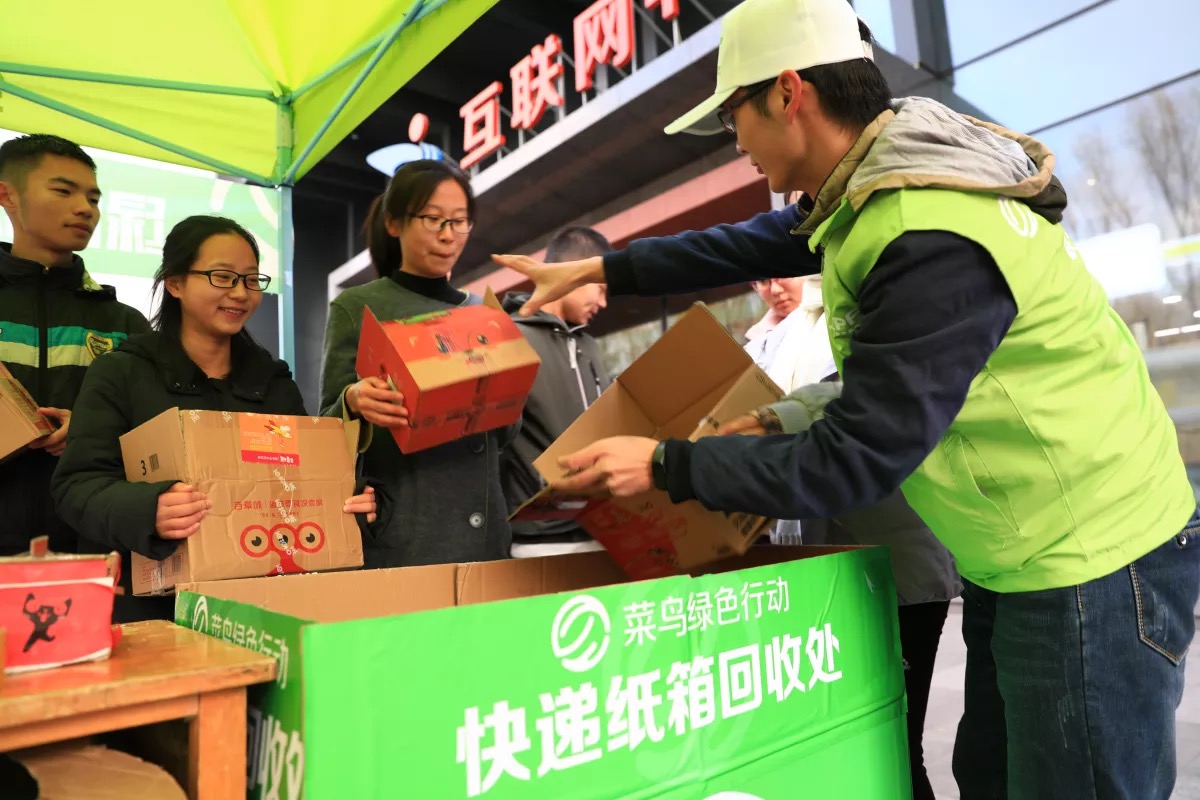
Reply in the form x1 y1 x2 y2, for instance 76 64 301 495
744 275 833 401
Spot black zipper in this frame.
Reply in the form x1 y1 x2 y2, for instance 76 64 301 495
36 270 48 402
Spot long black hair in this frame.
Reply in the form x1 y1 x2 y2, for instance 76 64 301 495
363 159 476 278
151 215 261 340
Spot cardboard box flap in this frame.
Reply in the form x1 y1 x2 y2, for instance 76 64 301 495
0 361 54 430
455 551 628 606
181 412 352 483
533 382 657 482
371 304 525 361
617 304 755 427
689 364 784 441
482 287 502 311
118 407 188 483
406 338 541 391
507 487 605 523
654 371 742 442
179 562 457 623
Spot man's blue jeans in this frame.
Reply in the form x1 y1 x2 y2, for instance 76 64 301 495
952 511 1200 799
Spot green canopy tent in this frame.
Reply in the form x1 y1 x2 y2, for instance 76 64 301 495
0 0 497 363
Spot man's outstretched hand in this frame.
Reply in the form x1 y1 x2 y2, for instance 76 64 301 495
551 436 659 498
491 254 606 317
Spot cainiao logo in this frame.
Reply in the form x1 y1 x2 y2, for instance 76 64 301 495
705 793 766 800
999 196 1038 238
1063 234 1079 260
191 595 209 634
551 594 610 673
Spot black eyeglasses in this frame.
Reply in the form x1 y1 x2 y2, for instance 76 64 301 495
410 214 474 235
717 79 775 135
188 269 271 291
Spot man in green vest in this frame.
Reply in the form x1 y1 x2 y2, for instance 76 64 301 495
492 0 1199 797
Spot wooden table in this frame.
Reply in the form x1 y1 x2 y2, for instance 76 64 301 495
0 620 276 800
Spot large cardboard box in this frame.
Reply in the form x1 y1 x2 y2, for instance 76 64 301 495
121 410 364 595
355 292 540 454
177 546 909 800
11 743 187 799
511 304 783 580
0 549 120 673
0 361 55 461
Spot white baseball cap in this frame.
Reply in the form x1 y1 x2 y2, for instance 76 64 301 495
666 0 873 136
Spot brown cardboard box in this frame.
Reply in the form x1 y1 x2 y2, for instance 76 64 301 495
13 743 187 799
121 409 363 595
0 361 54 461
510 303 783 580
355 290 540 453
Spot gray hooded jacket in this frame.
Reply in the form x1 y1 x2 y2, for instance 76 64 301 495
501 292 612 542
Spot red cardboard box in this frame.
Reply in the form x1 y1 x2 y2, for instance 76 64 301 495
0 547 120 674
355 293 540 453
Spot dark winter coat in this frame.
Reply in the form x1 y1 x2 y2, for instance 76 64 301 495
0 244 150 555
500 292 611 543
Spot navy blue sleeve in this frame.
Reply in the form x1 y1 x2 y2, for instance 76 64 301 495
661 230 1018 519
604 205 820 296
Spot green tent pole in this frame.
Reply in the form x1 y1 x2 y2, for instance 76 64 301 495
288 0 450 100
282 0 427 184
0 76 272 183
0 62 272 98
277 185 296 368
273 95 297 369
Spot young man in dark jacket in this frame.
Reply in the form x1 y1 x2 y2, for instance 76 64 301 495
502 226 612 557
0 134 151 555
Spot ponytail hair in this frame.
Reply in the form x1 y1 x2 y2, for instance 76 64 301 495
363 194 400 280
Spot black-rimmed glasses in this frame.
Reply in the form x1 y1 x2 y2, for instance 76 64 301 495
188 269 272 291
410 214 474 235
717 79 775 135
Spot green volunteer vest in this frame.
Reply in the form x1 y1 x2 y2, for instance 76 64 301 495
814 188 1194 592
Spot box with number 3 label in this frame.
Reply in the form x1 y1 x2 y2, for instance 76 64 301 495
119 409 364 595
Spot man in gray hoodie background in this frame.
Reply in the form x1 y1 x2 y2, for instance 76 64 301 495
502 226 612 557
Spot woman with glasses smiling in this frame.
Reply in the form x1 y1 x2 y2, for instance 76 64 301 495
319 159 513 570
52 215 377 622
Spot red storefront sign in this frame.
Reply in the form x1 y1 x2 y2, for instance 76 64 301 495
458 0 683 169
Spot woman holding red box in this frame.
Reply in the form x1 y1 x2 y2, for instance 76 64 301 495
318 159 513 569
